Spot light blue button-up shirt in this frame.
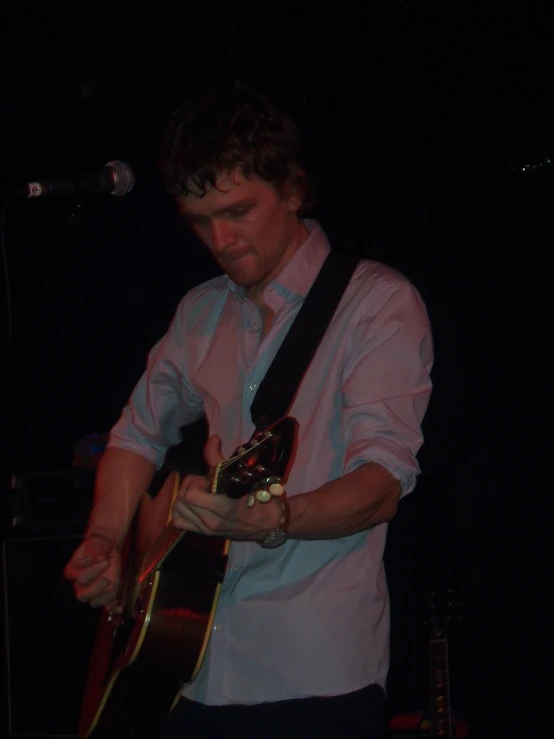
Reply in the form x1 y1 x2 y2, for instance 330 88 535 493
109 220 433 704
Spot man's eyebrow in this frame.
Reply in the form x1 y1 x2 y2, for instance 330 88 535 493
183 198 255 219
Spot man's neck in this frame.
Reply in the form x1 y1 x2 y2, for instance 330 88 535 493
246 220 309 308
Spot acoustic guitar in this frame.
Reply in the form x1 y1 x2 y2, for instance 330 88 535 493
79 416 296 738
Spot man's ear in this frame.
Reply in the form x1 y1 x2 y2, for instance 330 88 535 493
283 170 306 213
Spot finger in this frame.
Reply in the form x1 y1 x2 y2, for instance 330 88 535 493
65 544 93 571
66 536 113 574
172 498 224 535
174 490 228 521
171 500 206 532
178 475 208 500
89 547 114 564
74 560 110 587
204 434 224 468
72 552 93 566
64 560 82 581
64 556 106 583
89 590 118 609
171 510 197 532
75 576 112 603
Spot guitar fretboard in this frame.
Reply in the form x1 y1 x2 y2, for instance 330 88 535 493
429 635 452 739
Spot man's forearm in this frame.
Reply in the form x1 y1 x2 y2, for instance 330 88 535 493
287 462 402 540
86 447 156 548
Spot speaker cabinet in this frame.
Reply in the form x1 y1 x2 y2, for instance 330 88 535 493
1 534 100 737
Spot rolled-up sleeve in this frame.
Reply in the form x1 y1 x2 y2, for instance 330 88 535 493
342 275 433 494
108 299 204 468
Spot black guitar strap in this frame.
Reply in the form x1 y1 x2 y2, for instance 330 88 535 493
250 250 360 429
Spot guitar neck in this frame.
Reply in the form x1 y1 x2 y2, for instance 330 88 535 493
429 633 453 739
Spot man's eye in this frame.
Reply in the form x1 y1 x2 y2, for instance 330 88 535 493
230 207 250 218
191 216 209 226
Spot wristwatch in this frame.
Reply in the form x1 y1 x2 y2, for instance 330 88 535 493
259 526 287 548
258 498 289 549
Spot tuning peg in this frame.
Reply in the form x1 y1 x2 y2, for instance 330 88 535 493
255 489 272 503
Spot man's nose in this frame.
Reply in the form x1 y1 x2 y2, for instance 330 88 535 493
210 220 236 255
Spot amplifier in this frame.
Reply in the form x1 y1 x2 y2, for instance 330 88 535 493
1 533 100 737
7 469 93 535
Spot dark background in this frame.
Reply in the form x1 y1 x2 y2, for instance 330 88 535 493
0 2 551 738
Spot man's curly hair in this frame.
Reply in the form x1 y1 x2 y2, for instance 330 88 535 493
158 83 315 213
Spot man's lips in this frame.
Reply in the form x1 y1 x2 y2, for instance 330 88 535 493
221 249 253 263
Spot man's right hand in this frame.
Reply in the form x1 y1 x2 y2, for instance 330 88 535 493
64 534 121 610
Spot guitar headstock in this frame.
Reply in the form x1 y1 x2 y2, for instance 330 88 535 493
210 417 297 500
422 578 466 637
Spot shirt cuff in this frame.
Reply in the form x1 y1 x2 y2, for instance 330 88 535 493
344 438 420 496
106 434 166 470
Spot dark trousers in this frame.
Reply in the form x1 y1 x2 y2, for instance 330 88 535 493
161 683 386 739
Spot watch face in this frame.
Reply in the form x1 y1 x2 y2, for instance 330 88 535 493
262 529 287 548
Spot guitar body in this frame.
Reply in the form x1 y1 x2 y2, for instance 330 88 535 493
80 473 229 738
388 581 468 739
79 417 296 739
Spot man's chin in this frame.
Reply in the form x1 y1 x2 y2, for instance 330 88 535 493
224 262 260 287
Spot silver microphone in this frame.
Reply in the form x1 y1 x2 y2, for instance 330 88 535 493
14 160 136 198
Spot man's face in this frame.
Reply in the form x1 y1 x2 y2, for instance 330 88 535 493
176 170 306 290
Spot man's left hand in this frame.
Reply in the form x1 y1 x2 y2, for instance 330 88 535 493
171 434 285 540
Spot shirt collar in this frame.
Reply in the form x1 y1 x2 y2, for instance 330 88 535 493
228 219 331 302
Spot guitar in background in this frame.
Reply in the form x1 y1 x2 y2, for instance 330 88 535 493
388 579 469 739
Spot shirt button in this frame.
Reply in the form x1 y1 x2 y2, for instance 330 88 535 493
249 382 258 391
213 624 221 632
231 565 238 573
